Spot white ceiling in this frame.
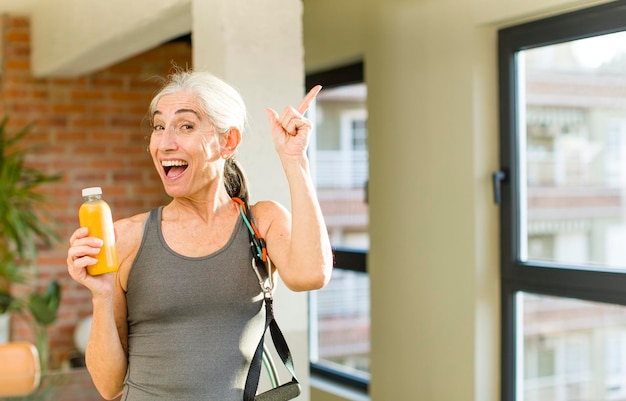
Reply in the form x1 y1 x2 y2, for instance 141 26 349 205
1 0 191 77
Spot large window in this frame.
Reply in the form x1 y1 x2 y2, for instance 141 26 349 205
306 62 369 390
498 2 626 400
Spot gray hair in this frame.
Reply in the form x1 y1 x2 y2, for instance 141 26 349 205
149 70 247 135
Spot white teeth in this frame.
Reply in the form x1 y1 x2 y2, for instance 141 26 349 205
161 160 188 167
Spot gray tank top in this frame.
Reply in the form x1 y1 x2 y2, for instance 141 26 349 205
122 206 265 401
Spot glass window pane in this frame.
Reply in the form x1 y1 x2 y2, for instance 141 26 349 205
310 269 370 379
519 292 626 401
309 82 370 379
519 31 626 269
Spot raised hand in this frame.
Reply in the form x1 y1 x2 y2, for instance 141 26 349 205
265 85 322 159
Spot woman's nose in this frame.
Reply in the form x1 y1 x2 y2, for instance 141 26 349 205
159 127 178 150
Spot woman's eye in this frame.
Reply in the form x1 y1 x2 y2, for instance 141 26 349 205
153 124 164 131
181 124 194 130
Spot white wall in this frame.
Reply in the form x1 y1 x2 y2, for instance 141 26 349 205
304 0 611 400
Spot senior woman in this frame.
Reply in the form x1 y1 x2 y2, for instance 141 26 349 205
67 70 333 401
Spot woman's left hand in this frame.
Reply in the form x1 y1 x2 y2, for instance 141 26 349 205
265 85 322 158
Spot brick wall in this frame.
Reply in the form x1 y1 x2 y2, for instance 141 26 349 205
0 14 191 368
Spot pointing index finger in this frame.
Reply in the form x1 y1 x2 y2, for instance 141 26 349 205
297 85 322 115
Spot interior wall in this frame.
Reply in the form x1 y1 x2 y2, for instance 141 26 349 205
303 0 612 400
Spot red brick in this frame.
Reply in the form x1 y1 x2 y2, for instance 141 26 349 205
52 103 88 113
91 76 126 87
8 17 29 28
111 116 142 128
5 31 29 43
11 101 48 113
6 58 30 70
73 172 108 182
36 115 69 127
91 130 126 141
6 46 29 60
32 88 49 98
109 90 145 102
57 130 89 141
51 77 88 86
71 89 105 100
91 103 127 114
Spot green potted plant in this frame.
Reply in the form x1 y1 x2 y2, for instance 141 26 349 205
0 116 62 354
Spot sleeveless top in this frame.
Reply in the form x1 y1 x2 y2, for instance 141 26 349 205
122 207 265 401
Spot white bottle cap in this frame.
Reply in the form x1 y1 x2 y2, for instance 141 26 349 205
82 187 102 197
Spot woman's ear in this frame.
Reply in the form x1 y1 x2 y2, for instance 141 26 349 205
223 127 242 156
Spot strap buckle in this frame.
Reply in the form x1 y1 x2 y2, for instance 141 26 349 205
252 257 273 298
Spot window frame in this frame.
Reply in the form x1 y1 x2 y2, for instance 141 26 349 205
306 61 369 392
498 2 626 400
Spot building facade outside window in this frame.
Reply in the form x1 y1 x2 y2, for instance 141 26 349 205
499 2 626 400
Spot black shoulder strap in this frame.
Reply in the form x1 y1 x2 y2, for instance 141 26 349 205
233 198 301 401
243 297 301 401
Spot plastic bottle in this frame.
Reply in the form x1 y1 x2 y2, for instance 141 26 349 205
78 187 119 275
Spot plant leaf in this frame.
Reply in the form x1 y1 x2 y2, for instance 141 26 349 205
0 116 63 266
28 281 62 326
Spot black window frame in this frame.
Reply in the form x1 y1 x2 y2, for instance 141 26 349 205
305 61 369 392
498 2 626 400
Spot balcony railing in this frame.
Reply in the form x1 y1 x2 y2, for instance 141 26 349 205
313 150 368 189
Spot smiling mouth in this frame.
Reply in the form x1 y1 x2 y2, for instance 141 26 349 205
162 160 188 177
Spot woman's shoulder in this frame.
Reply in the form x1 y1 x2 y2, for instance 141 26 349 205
250 200 288 218
249 200 290 235
114 211 151 237
114 211 153 258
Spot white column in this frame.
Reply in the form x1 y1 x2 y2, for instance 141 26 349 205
191 1 310 398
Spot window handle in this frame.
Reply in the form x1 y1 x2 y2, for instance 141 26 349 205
492 170 507 205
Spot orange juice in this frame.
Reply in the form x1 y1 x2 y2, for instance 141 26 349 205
79 187 119 275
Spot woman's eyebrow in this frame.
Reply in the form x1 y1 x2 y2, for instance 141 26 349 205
175 108 201 117
152 109 201 118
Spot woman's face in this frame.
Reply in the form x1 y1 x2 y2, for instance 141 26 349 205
149 91 225 199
